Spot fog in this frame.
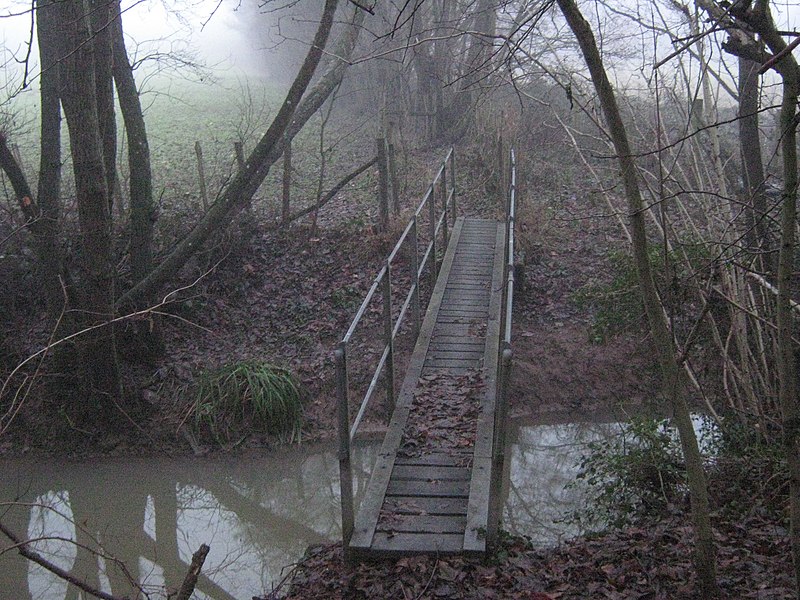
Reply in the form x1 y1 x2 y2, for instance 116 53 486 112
0 0 317 98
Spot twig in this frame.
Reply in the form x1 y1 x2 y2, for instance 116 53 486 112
414 556 438 599
0 520 124 600
759 35 800 74
176 543 210 600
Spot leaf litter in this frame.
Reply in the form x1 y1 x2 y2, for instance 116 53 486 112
397 369 484 459
262 504 791 599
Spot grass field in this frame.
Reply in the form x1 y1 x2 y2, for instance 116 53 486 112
1 71 383 242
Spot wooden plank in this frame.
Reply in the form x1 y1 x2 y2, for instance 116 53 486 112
394 453 472 467
441 297 488 304
349 218 467 552
435 316 484 324
386 479 470 497
422 367 472 375
392 465 471 481
429 340 485 349
444 290 491 306
370 532 463 554
383 496 468 515
464 222 506 554
377 514 467 534
430 336 484 345
439 305 489 311
427 350 484 359
424 359 482 369
431 327 474 336
441 294 489 301
438 311 489 318
447 281 491 294
429 340 485 348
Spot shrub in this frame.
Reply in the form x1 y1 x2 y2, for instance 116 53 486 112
567 418 687 530
191 360 303 445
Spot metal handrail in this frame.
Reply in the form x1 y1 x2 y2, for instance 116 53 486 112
337 147 457 546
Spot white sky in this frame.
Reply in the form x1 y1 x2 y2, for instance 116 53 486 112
0 0 261 95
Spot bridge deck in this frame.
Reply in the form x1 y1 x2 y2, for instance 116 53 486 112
349 217 505 557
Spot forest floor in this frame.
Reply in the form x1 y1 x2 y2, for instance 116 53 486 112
0 141 791 598
0 141 656 456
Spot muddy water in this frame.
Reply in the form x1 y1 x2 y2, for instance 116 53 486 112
0 423 617 600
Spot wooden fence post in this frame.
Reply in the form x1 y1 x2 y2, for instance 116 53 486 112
377 137 390 232
382 262 395 419
441 162 448 245
388 142 400 216
194 141 209 212
450 148 456 217
411 216 421 337
428 185 437 289
282 138 292 224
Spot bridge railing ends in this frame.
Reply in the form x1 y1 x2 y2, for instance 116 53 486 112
336 147 457 547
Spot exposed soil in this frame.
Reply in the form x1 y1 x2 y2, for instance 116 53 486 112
507 185 659 424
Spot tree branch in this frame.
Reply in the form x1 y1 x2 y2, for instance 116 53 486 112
0 519 123 600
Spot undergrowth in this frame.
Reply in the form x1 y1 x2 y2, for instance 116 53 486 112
574 243 712 344
189 360 304 446
565 415 788 533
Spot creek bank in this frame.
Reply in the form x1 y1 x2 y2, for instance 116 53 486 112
269 503 790 599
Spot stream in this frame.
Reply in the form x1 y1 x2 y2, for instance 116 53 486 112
0 421 621 599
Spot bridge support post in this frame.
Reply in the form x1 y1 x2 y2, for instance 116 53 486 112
382 261 396 419
441 162 449 245
411 216 421 337
336 344 355 551
488 344 513 548
428 185 437 289
449 148 457 217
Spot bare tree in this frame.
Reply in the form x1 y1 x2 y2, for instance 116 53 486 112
555 0 718 594
121 1 365 305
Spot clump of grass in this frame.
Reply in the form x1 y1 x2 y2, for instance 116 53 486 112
191 360 303 445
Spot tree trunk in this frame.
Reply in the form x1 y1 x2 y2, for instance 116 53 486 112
376 137 389 232
90 0 118 216
111 0 154 287
120 1 364 306
555 0 718 595
59 0 123 427
34 0 65 315
738 56 771 270
776 67 800 600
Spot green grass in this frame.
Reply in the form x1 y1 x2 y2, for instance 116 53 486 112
191 359 303 445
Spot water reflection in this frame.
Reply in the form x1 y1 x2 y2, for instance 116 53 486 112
0 442 379 600
501 420 620 545
1 421 642 599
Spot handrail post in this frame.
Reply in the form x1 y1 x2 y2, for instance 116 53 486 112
382 261 395 420
428 186 437 288
489 344 513 547
441 160 449 245
411 216 421 337
450 147 456 219
336 344 355 550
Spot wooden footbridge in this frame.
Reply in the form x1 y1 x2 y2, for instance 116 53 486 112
335 147 517 558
